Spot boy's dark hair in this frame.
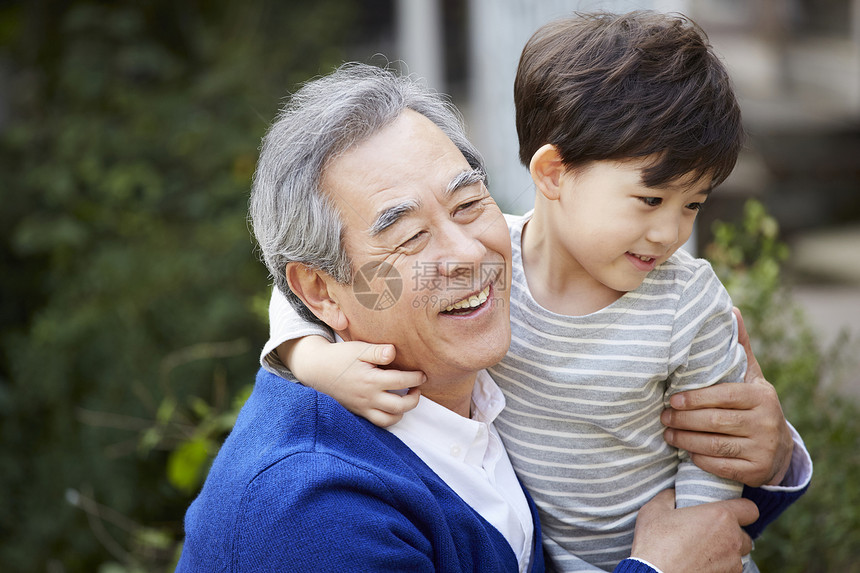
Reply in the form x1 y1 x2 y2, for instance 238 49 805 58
514 11 744 188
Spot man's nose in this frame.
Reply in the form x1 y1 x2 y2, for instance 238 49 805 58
437 222 487 277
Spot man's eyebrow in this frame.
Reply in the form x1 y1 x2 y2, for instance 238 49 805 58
368 199 420 237
367 169 486 237
446 168 487 196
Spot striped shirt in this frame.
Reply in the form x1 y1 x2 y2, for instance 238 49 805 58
490 213 748 572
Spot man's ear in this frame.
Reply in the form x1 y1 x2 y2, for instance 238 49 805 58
529 144 565 201
285 262 349 331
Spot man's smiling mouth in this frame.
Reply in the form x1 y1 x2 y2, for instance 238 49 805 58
442 284 491 314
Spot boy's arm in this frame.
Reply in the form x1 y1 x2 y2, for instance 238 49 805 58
261 286 333 378
264 287 423 426
662 307 811 536
666 263 750 507
663 308 798 486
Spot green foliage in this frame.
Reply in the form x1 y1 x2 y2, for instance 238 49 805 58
0 1 356 571
6 0 854 569
707 199 860 572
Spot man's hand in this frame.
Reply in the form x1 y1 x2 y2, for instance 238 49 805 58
631 489 757 573
662 307 794 486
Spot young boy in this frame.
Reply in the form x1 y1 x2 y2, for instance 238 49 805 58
263 12 807 572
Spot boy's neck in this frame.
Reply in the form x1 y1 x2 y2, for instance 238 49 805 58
521 205 624 317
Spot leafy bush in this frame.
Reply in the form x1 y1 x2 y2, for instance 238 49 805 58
5 1 855 569
0 1 356 571
707 200 860 572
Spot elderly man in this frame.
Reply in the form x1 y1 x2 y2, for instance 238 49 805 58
178 64 777 572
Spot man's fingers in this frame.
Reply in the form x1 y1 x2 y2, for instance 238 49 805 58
719 497 760 527
634 492 756 573
663 426 750 458
662 406 750 436
740 533 753 557
649 488 676 509
637 488 676 522
733 307 750 352
668 382 760 411
685 453 766 484
664 424 775 485
663 414 787 487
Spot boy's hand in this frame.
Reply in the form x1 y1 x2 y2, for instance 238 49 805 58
661 307 793 487
277 337 424 427
631 489 757 573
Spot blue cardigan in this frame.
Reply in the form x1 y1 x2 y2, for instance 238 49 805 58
177 369 801 572
177 368 548 572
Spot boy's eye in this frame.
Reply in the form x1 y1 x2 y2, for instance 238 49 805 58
686 202 704 211
639 197 662 207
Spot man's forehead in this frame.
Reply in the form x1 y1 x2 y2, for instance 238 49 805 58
319 109 480 231
323 111 462 184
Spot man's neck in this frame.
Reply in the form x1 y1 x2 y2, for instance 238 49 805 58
333 332 477 418
420 372 477 418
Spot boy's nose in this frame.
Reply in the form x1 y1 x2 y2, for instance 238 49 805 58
646 216 681 249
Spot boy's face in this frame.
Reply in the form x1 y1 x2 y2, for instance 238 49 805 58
548 157 710 296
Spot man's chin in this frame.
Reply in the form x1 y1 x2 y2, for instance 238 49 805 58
453 329 511 373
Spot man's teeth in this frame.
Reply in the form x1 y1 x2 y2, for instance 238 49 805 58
443 285 490 312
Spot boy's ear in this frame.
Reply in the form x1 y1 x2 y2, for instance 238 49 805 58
529 144 565 201
285 262 349 332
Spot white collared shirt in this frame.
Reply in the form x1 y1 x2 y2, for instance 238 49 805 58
387 370 535 573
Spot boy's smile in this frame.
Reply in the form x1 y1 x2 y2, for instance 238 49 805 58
626 251 659 272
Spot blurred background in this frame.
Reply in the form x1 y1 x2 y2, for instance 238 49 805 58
1 0 858 571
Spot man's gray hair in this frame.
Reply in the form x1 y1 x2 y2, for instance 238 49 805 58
250 62 486 323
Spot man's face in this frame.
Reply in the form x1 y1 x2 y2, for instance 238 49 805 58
322 110 512 382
